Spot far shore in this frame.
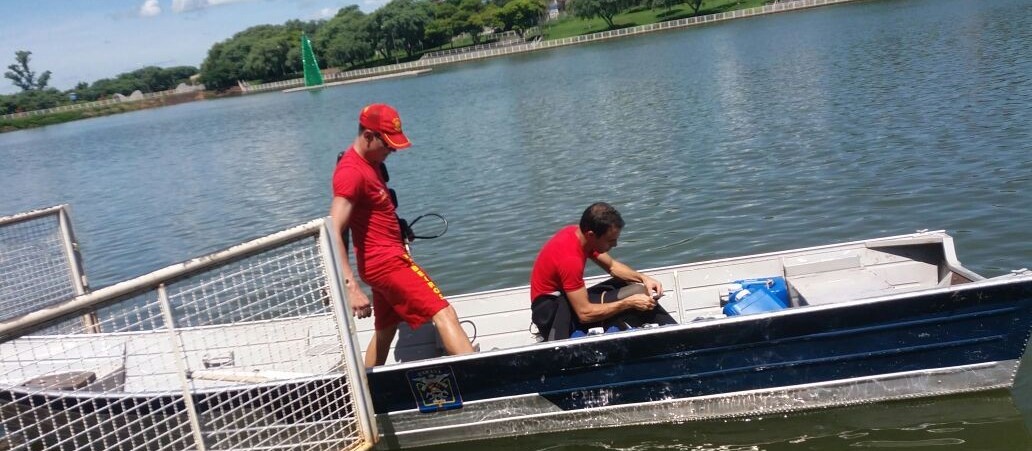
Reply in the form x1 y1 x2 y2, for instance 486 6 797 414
1 0 857 134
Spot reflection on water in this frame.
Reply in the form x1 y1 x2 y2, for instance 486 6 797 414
414 391 1027 451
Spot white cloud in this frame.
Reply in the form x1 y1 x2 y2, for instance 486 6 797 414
139 0 162 17
361 0 389 11
315 7 337 19
171 0 254 14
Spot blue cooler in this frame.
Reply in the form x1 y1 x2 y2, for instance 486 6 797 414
723 276 790 316
734 277 789 304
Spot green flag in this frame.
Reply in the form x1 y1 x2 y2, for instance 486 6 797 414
301 33 324 87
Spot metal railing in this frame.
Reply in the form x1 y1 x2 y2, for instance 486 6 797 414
420 35 529 60
0 218 374 451
0 205 93 333
244 0 857 93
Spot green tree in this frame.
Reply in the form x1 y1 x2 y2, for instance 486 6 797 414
568 0 633 29
199 21 314 90
164 66 200 86
0 88 65 114
454 0 490 44
648 0 682 11
5 51 52 91
425 1 459 49
687 0 703 15
244 38 289 79
496 0 546 38
378 0 434 57
315 5 374 68
477 4 504 35
424 19 455 50
200 42 243 91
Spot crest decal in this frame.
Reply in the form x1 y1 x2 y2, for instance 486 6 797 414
407 366 463 413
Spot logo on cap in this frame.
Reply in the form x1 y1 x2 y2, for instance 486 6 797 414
392 117 402 132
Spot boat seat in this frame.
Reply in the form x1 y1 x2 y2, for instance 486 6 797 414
1 339 127 392
789 266 941 306
21 371 96 390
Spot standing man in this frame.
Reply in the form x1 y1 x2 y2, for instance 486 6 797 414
330 103 473 367
530 202 677 341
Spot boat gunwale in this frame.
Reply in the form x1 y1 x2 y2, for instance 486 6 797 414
371 271 1032 374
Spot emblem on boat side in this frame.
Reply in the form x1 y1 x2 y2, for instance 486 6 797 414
407 366 463 413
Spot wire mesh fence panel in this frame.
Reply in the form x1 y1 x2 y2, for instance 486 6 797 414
0 290 197 451
1 219 372 451
0 206 84 334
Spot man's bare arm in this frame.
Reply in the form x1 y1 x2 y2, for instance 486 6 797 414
330 196 372 318
592 253 664 298
566 286 655 324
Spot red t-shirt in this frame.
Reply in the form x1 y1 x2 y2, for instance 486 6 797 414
529 225 599 302
332 147 405 278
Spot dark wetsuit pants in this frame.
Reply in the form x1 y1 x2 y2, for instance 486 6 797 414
532 278 677 342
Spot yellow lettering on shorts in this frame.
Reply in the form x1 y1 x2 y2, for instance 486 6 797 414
406 258 445 299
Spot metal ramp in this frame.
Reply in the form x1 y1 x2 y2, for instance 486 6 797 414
0 206 376 451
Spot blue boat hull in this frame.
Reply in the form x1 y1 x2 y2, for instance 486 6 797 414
367 278 1032 444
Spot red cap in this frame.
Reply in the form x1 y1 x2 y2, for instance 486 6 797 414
359 103 411 150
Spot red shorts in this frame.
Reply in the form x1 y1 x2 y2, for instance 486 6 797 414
363 254 450 330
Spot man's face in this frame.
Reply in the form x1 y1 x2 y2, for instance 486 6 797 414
587 226 621 254
365 131 396 162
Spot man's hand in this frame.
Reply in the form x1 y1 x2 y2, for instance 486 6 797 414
349 287 373 318
624 293 657 311
641 274 664 299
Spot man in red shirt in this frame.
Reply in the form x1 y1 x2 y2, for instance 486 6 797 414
530 202 676 341
330 103 473 367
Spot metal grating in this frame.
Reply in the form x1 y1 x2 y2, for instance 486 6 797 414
0 219 374 451
0 206 84 326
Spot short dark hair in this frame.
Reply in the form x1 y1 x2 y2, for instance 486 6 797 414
579 202 624 236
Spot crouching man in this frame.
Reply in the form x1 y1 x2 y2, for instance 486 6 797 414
529 202 677 341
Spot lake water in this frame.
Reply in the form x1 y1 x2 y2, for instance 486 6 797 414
1 0 1030 448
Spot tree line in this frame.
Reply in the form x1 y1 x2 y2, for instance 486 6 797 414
2 50 197 115
199 0 548 90
199 0 713 90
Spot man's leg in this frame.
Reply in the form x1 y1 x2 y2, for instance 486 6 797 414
432 305 474 355
365 325 399 368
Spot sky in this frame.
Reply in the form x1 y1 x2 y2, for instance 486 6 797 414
0 0 389 95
